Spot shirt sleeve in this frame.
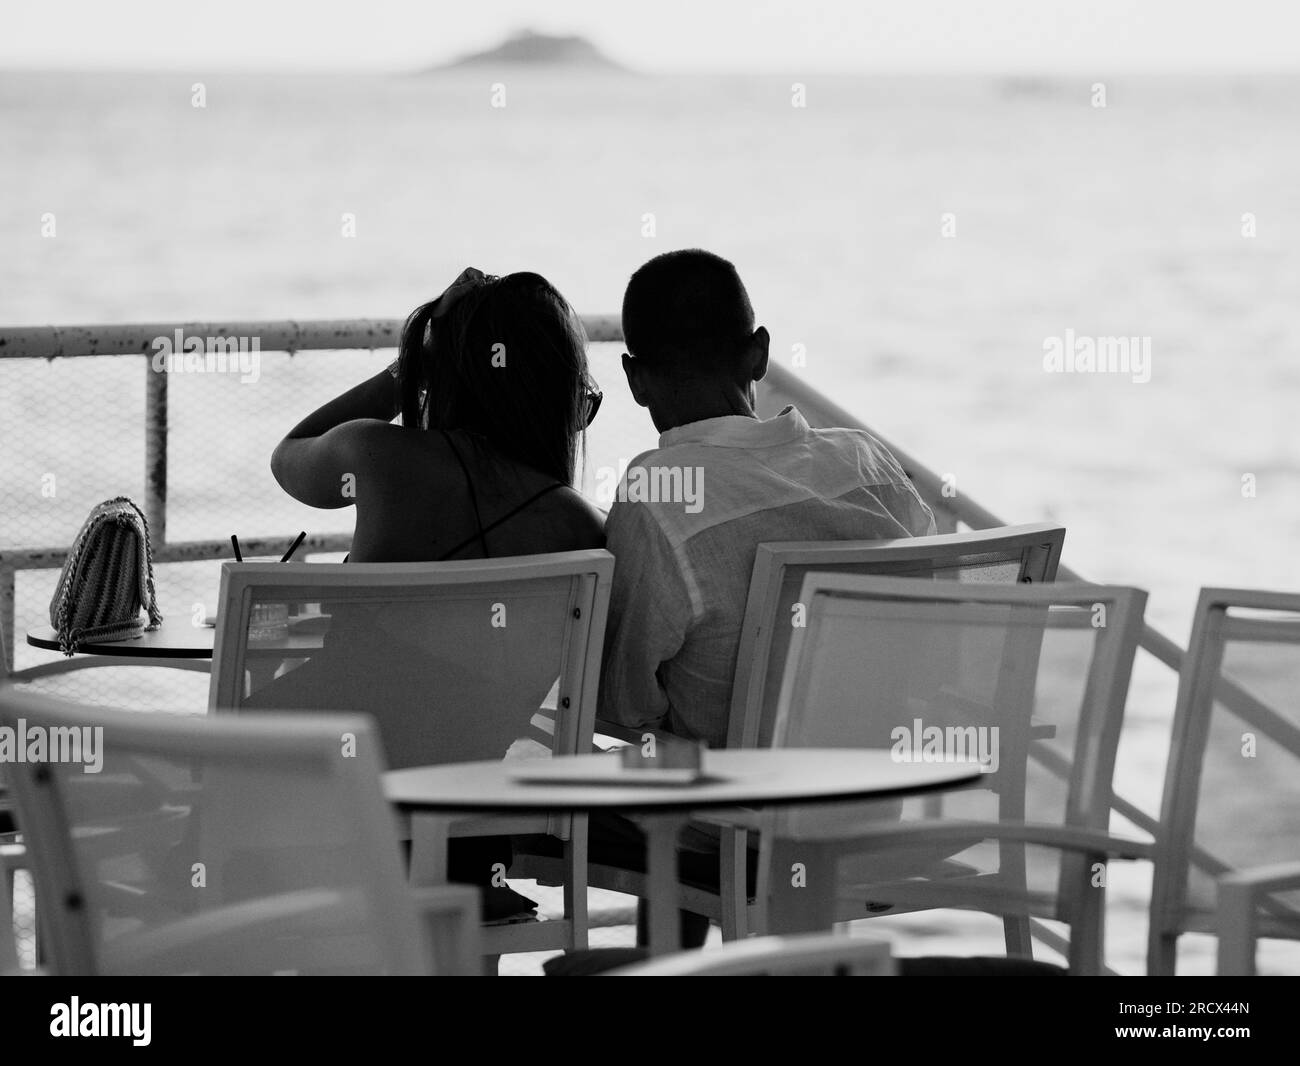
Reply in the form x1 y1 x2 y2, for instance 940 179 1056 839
866 433 938 536
597 498 693 734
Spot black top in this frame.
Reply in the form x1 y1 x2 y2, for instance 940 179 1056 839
436 430 565 560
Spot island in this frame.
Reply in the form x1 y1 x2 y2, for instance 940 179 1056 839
429 30 627 72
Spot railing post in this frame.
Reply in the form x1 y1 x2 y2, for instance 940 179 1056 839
1 564 15 674
144 354 167 545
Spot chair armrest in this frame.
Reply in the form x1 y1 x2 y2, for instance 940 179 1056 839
784 820 1154 862
1216 860 1300 975
102 888 370 974
606 932 894 976
0 840 27 874
591 718 673 746
409 884 482 976
533 711 627 753
1218 860 1300 896
592 719 688 757
691 808 763 831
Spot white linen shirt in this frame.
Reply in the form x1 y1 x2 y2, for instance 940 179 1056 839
598 404 937 748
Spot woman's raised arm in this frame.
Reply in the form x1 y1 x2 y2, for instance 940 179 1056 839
270 368 399 508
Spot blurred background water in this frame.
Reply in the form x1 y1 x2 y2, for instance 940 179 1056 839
2 69 1297 973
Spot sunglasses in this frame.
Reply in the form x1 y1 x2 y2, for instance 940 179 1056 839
584 385 603 427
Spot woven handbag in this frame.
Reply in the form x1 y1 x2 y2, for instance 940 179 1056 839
49 496 163 655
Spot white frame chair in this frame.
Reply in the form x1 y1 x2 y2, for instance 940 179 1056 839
558 524 1065 944
0 688 480 975
2 613 209 924
207 550 614 958
754 572 1149 975
0 845 18 974
1217 862 1300 975
731 522 1066 750
1148 587 1300 975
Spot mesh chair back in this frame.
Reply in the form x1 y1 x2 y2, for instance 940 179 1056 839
1150 588 1300 972
1 689 434 975
732 524 1065 748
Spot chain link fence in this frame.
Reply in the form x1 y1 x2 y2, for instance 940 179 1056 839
2 336 653 702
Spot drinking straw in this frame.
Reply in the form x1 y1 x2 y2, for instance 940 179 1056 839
230 534 243 562
280 531 307 562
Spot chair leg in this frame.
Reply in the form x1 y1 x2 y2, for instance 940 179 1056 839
1147 932 1178 976
635 901 710 949
766 839 838 935
1002 914 1033 957
1067 877 1105 975
719 826 748 941
562 820 589 951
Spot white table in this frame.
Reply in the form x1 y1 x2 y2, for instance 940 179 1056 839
385 748 982 956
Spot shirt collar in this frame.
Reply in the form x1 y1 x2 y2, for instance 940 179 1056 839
658 405 807 450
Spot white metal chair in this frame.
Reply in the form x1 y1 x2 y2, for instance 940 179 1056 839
0 847 18 974
606 931 895 976
732 523 1066 751
754 572 1149 974
0 688 480 975
207 550 614 957
1217 862 1300 975
1148 587 1300 975
2 612 209 934
541 524 1066 943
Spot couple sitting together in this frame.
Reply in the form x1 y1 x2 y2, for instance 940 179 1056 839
268 248 936 938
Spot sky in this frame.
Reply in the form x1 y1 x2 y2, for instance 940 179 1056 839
2 0 1298 74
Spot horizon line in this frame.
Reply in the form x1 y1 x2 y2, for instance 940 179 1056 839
3 62 1298 77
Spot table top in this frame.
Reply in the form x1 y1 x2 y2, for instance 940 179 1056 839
27 616 325 659
28 618 215 658
385 749 982 815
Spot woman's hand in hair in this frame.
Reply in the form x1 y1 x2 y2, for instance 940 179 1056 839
430 267 493 319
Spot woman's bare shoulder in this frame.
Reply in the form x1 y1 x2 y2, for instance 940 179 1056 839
342 421 462 490
552 486 606 549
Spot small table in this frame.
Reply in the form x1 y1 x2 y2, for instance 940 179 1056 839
26 619 327 692
27 617 326 660
28 618 215 660
385 748 981 956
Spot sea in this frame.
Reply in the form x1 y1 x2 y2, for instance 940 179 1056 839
2 69 1298 974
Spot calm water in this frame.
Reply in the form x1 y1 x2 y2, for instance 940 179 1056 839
2 70 1297 972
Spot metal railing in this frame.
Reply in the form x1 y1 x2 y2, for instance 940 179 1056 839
7 314 1294 972
0 316 623 668
0 314 1255 794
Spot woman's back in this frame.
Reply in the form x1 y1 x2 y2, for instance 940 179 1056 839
342 422 605 563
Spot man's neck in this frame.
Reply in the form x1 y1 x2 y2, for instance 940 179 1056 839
652 382 759 433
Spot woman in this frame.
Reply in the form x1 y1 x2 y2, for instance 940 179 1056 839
260 268 606 919
270 267 604 561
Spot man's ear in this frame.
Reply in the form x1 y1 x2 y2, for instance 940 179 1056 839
621 352 650 408
749 327 770 383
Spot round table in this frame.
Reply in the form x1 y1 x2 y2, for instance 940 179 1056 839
26 618 328 693
27 618 214 659
27 617 327 660
386 748 982 955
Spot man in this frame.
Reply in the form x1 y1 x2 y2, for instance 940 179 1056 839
520 249 936 954
599 249 936 748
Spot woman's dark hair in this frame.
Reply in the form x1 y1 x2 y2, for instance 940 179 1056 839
396 272 590 486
